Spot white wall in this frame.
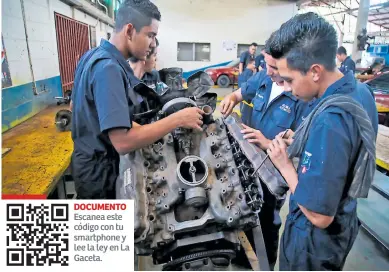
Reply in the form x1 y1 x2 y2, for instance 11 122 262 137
2 0 33 86
2 0 113 87
73 8 114 46
152 0 297 72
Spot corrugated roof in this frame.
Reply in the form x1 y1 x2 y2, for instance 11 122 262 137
298 0 389 30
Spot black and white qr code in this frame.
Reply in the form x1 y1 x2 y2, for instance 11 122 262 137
6 203 69 266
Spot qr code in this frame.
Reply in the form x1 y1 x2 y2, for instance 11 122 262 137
6 203 69 266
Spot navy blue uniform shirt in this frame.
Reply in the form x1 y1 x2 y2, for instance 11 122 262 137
238 51 256 87
255 54 266 70
280 72 378 270
240 50 255 71
240 70 308 140
71 39 140 199
339 56 356 75
239 70 311 268
142 69 161 87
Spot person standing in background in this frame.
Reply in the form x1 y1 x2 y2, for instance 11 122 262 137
238 42 257 87
337 46 356 75
255 49 266 72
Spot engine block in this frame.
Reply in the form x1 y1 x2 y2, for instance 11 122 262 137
116 72 288 270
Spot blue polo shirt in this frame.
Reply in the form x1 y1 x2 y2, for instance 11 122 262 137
142 69 161 87
280 72 378 270
71 39 140 199
255 54 266 70
339 56 356 75
240 50 255 71
240 71 308 140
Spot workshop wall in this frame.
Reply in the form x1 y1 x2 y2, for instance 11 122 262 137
1 0 113 132
153 0 297 74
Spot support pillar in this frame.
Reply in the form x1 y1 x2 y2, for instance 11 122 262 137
352 0 370 63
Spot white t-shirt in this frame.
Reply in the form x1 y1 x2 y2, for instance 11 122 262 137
267 82 284 106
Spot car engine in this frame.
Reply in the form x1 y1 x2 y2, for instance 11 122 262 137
116 71 288 270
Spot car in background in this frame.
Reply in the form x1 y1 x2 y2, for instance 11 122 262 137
364 71 389 126
205 59 240 88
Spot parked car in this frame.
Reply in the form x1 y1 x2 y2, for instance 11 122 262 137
205 59 240 88
364 71 389 126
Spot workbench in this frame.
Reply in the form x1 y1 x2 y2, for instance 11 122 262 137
2 105 73 198
376 125 389 172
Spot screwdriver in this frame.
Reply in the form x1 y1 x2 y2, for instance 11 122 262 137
250 129 289 177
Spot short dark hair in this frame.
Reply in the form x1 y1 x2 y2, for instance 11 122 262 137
115 0 161 32
264 31 276 55
337 46 347 55
269 12 338 74
250 42 258 47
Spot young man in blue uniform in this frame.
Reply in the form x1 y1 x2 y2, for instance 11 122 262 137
337 46 356 75
255 50 266 71
267 12 378 270
71 0 204 199
238 42 257 87
219 36 310 270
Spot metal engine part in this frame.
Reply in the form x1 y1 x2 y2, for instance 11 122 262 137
55 109 72 132
116 73 287 270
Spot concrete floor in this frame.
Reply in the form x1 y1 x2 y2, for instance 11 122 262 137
137 87 389 270
275 193 389 271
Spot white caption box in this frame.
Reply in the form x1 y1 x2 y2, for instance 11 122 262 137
0 200 135 272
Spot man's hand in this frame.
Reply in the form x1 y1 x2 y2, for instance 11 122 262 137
240 124 271 150
220 93 238 117
267 134 294 171
172 107 204 131
277 130 295 146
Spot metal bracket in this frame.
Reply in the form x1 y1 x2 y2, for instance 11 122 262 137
238 222 270 271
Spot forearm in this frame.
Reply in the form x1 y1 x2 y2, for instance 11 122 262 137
239 63 243 74
279 163 299 193
356 74 373 80
110 115 180 154
279 164 333 229
233 89 243 103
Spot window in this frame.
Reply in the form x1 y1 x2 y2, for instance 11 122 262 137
237 44 250 58
177 42 211 61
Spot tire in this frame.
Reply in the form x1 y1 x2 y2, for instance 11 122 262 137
217 75 230 88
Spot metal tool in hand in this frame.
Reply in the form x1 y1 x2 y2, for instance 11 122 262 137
250 129 289 177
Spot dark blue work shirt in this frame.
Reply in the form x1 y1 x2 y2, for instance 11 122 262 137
142 69 161 87
339 56 356 75
71 39 140 199
281 72 378 270
240 70 308 140
240 50 255 71
255 54 266 70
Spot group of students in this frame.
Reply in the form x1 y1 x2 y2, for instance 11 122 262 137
221 13 378 271
70 0 378 270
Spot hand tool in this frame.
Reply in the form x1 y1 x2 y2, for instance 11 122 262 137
250 129 289 177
